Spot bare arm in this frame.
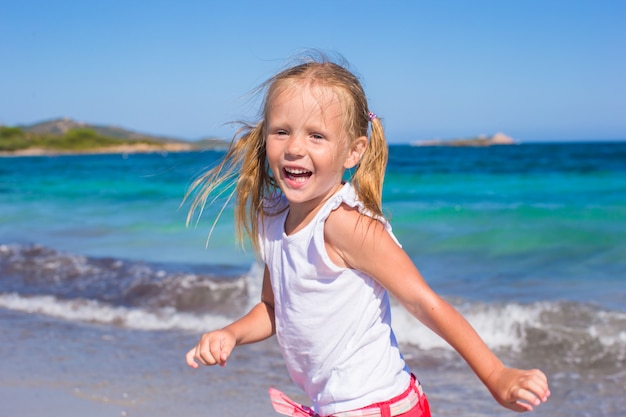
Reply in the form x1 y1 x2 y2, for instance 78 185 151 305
325 206 550 412
186 265 275 368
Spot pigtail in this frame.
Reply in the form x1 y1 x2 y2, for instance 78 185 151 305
351 116 388 218
234 122 273 254
184 121 270 254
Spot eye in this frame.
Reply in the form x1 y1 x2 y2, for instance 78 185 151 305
310 133 325 141
268 129 288 139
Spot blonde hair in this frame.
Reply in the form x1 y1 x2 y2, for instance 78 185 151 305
185 57 389 254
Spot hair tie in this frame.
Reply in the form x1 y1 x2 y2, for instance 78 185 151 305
368 111 377 121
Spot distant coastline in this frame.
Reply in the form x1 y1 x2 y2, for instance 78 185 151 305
0 117 228 157
0 142 198 157
412 132 516 147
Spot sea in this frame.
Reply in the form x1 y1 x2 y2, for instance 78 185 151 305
1 142 625 417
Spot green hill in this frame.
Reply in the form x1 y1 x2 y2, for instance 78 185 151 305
1 118 228 154
21 117 184 143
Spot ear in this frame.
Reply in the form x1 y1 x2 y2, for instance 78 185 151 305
344 136 367 169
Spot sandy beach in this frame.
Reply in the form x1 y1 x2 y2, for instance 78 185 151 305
0 306 286 417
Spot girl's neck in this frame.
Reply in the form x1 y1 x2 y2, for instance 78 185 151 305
283 183 344 235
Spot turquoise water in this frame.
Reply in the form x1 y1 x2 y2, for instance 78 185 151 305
1 142 625 417
3 143 624 305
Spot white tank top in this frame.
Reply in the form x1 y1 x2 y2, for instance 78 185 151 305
259 183 410 416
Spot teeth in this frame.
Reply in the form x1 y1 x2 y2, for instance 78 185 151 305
285 168 311 175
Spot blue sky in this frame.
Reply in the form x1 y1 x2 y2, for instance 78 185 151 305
2 1 625 143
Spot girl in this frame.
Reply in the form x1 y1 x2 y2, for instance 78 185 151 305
185 57 550 416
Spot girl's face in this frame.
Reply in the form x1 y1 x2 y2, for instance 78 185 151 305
265 83 364 214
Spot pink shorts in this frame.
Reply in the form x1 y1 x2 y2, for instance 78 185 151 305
269 374 431 417
354 374 431 417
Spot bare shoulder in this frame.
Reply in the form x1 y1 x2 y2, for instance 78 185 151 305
324 203 390 268
326 204 433 312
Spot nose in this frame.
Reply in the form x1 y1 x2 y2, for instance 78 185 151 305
285 134 305 158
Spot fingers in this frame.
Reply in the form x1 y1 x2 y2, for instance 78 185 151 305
507 400 533 413
212 336 229 367
185 330 235 369
507 369 551 412
490 367 550 413
514 388 542 412
195 334 224 366
520 369 550 403
185 347 199 368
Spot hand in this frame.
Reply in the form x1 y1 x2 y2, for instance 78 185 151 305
185 329 236 369
486 367 551 412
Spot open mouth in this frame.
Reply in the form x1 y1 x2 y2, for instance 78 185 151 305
284 167 312 183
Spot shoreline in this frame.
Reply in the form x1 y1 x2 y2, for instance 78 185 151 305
0 142 198 157
4 141 625 157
